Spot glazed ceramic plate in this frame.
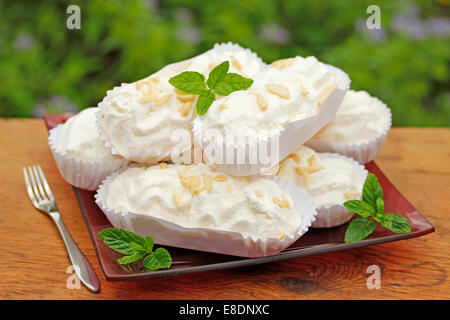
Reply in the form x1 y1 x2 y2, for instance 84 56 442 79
44 114 434 281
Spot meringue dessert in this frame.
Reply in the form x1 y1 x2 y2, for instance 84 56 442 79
97 43 266 163
104 163 302 240
200 56 340 138
48 107 128 190
311 90 391 145
54 107 120 163
277 145 366 209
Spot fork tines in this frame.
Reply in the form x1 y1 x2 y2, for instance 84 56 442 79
23 165 55 205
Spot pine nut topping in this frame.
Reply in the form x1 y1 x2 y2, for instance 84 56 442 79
265 84 290 99
277 233 287 240
219 103 229 111
345 188 361 200
138 96 155 104
231 56 243 72
155 93 172 106
202 174 213 192
136 80 145 90
255 93 268 111
159 162 169 169
289 153 301 163
146 83 157 97
318 83 338 106
307 155 318 166
295 165 322 176
254 189 263 198
178 101 193 117
176 94 195 103
190 176 202 191
179 172 215 196
214 175 228 182
226 184 233 193
273 197 291 209
173 192 183 207
299 83 310 96
271 58 295 70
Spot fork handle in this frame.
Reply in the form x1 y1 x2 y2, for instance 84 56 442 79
52 213 100 293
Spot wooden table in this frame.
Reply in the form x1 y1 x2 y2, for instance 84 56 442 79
0 118 448 299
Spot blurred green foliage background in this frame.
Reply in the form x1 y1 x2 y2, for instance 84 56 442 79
0 0 448 126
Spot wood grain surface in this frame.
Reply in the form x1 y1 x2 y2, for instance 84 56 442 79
0 118 448 299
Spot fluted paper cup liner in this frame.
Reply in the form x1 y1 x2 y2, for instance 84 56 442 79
95 174 317 257
192 65 351 176
305 99 392 164
48 125 128 190
311 153 368 228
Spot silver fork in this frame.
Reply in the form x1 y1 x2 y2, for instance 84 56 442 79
23 165 100 293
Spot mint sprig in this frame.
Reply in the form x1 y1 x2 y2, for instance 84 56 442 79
97 228 172 271
168 71 207 95
344 173 411 243
168 61 253 115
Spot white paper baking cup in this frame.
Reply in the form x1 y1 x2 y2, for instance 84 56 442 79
311 153 368 228
192 64 351 176
48 124 129 190
95 174 317 257
305 98 392 164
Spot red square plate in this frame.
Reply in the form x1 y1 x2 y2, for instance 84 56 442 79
44 114 434 281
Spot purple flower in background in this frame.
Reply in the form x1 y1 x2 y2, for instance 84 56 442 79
174 8 202 44
143 0 158 11
355 18 386 42
14 32 34 51
391 3 450 39
260 23 290 45
174 8 193 24
176 27 202 44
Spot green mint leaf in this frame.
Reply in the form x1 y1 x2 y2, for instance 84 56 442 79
117 242 146 265
345 217 377 243
362 173 383 209
207 61 229 90
168 61 254 116
213 73 253 96
117 252 146 265
168 71 207 95
97 228 173 269
380 213 411 233
144 236 154 254
97 228 145 255
376 198 384 215
130 241 145 252
142 248 173 271
196 90 215 115
344 200 375 218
